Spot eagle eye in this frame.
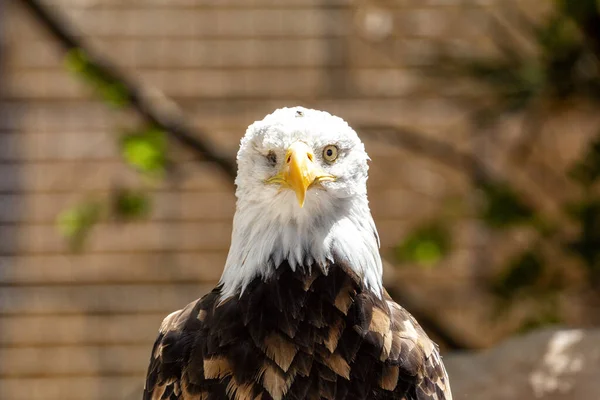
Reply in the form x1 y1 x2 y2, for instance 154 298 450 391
323 145 338 163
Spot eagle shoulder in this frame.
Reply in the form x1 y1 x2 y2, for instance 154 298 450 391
377 292 452 400
142 268 452 400
143 290 219 400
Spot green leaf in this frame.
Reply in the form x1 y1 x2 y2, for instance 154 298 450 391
492 250 544 299
113 189 151 220
395 222 451 267
64 48 129 108
64 48 88 75
479 181 535 229
120 128 167 175
56 201 102 252
98 82 129 108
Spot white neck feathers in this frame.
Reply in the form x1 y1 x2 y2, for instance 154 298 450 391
218 195 383 300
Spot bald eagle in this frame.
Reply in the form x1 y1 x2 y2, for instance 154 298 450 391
143 107 452 400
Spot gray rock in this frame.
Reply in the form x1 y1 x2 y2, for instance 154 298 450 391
444 328 600 399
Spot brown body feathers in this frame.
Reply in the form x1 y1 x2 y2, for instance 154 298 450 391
143 261 452 400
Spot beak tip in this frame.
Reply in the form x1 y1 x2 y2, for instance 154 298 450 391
296 194 306 208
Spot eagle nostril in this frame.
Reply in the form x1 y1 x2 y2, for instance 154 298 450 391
307 153 313 162
287 155 292 164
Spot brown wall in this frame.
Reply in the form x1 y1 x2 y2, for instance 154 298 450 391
0 0 560 399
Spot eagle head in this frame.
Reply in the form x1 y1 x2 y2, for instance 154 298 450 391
235 107 370 217
219 107 382 299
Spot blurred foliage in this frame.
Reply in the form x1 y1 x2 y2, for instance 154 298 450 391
517 297 562 333
492 248 563 334
56 201 102 252
55 125 165 250
478 181 536 229
397 0 600 332
569 137 600 187
120 127 168 176
466 60 545 111
65 48 129 108
58 46 168 250
463 5 600 109
492 250 545 299
113 189 152 221
395 222 451 267
565 198 600 279
56 189 152 251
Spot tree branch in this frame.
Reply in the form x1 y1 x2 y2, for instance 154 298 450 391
357 124 493 181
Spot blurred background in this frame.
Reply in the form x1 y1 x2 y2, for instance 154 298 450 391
1 0 600 399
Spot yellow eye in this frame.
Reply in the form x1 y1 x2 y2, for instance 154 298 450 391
323 145 338 163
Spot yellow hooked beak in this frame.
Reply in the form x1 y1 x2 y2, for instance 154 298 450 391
265 142 335 207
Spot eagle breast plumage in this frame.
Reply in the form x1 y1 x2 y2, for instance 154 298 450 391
143 261 451 400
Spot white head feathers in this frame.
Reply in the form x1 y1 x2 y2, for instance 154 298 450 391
218 107 383 299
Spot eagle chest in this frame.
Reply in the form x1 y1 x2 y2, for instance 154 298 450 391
171 264 407 400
